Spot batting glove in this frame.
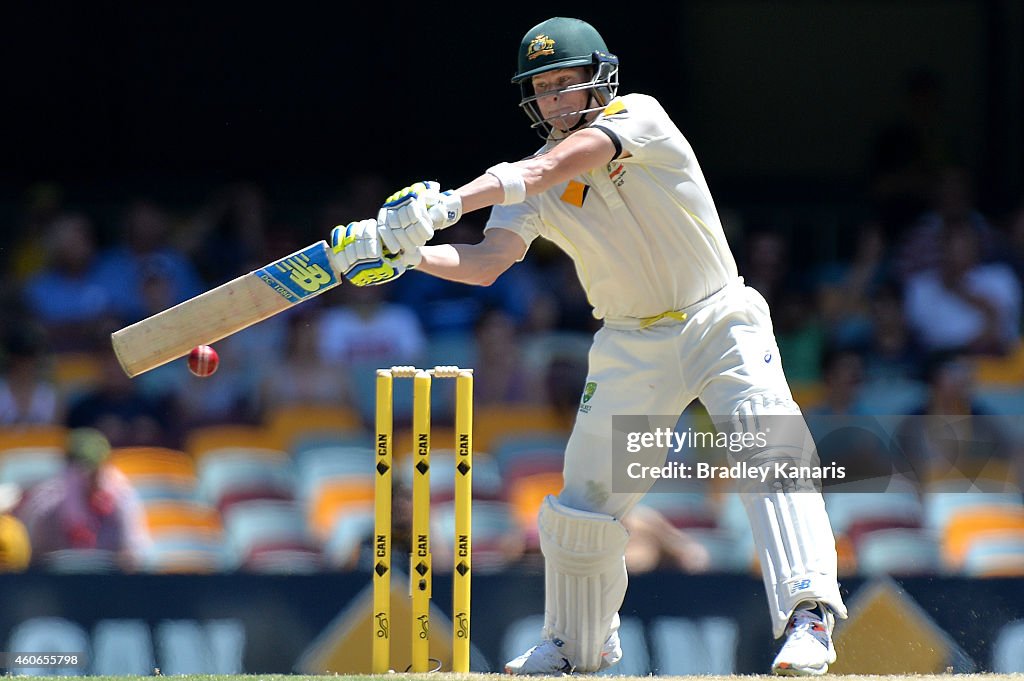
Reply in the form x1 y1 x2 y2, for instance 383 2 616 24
377 181 463 257
330 219 406 287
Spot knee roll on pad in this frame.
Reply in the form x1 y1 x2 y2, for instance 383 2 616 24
539 495 629 671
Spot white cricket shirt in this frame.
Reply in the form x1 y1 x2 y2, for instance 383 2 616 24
485 93 738 321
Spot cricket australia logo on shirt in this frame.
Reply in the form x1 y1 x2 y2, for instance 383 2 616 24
579 381 598 413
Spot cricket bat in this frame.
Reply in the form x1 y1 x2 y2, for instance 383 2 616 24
111 240 341 377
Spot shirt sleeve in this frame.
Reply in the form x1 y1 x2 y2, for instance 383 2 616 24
484 202 542 261
591 94 681 166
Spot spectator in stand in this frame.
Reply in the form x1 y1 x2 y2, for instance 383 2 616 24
1005 201 1024 288
388 218 540 336
259 308 353 411
473 308 534 405
0 326 62 426
894 353 1015 487
95 200 204 324
21 213 117 351
816 222 890 350
861 284 925 382
181 183 269 286
0 483 31 572
17 428 149 571
904 220 1021 356
318 284 426 366
896 166 1000 281
67 342 173 448
808 349 867 417
621 505 710 574
10 183 64 284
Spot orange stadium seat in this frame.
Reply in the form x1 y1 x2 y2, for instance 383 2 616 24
264 403 364 451
0 425 68 451
508 471 563 537
942 505 1024 569
962 529 1024 577
108 447 197 481
308 479 375 540
185 425 278 459
474 404 571 453
143 501 223 539
51 352 103 399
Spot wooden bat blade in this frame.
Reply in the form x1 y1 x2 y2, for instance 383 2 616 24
111 240 340 377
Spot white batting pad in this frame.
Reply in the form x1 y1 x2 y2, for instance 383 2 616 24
724 396 848 638
743 490 847 638
539 495 630 671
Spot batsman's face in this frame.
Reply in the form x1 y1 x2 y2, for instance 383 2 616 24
532 67 592 132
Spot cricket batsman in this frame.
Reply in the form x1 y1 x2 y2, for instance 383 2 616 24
332 17 847 676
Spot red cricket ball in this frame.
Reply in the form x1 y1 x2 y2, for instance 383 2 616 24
187 345 219 377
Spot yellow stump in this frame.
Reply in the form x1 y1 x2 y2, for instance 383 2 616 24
372 370 393 674
452 369 473 673
410 370 432 672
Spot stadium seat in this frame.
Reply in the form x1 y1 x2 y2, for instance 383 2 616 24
824 487 923 537
308 478 375 540
974 387 1024 427
430 499 524 572
51 352 103 401
322 508 375 569
222 499 318 569
942 505 1024 569
185 425 278 459
141 533 227 573
636 489 717 530
475 404 570 454
857 378 928 416
132 480 199 503
42 548 120 573
974 343 1024 386
0 425 68 451
0 447 65 489
292 431 374 457
143 500 223 540
493 432 568 472
196 448 296 511
962 530 1024 577
856 528 941 576
507 471 564 545
295 445 374 501
108 447 196 481
923 485 1023 531
264 403 364 452
390 449 503 503
676 526 751 572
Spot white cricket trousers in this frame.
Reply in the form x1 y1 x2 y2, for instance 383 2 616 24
556 278 847 637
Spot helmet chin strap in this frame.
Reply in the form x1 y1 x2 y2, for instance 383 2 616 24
549 94 599 139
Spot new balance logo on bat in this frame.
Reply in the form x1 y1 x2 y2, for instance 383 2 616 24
257 243 338 302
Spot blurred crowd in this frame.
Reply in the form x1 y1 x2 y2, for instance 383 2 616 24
1 66 1023 576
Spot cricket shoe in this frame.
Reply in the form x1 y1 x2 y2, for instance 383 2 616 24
504 631 622 675
771 603 836 676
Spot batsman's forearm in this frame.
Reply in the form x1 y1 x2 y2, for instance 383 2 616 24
454 174 506 214
415 243 504 286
